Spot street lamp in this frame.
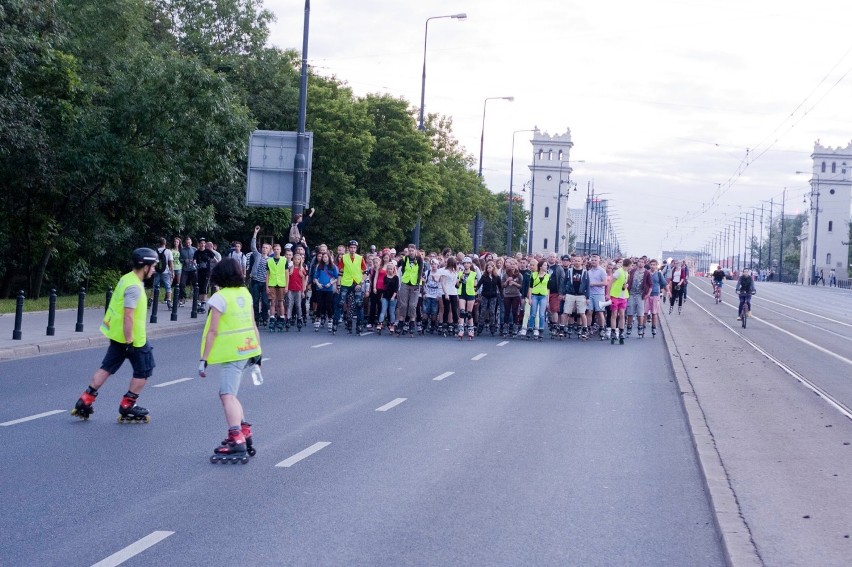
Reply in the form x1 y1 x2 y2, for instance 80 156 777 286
412 12 466 248
418 13 467 131
474 96 513 252
796 170 820 284
508 129 535 255
555 159 583 253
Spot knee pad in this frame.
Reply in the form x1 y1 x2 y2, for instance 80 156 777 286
459 310 467 321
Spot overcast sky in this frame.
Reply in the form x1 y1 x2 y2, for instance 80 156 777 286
265 0 852 256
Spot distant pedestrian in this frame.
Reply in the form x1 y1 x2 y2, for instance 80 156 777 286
829 268 837 287
71 248 158 423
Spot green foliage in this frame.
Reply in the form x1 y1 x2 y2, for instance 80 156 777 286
482 192 528 254
0 0 525 298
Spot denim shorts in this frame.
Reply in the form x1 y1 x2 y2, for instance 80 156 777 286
422 297 439 315
219 360 248 396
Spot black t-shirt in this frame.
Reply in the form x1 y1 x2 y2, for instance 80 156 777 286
382 274 400 299
569 268 584 295
194 249 215 271
738 276 754 294
712 269 725 282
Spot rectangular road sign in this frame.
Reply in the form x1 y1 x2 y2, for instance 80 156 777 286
246 130 313 207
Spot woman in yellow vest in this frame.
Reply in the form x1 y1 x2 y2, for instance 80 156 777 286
71 248 158 423
198 258 263 464
457 257 478 340
526 259 550 340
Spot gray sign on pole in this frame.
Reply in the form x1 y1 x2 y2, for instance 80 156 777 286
246 130 313 207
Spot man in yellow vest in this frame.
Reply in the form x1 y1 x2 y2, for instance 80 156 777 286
334 239 366 333
199 258 262 464
609 258 631 345
266 243 290 331
71 248 158 423
397 243 424 336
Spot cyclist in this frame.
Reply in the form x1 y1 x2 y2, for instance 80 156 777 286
711 265 726 301
735 268 756 321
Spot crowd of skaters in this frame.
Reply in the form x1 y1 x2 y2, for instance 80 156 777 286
159 221 692 344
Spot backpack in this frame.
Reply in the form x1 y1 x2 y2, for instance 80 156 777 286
246 252 257 279
289 224 301 244
155 248 167 273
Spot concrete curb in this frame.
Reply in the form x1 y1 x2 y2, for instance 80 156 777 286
0 320 205 361
659 311 763 567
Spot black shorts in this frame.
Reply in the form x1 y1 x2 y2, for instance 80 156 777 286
459 293 475 301
100 340 156 379
197 270 210 294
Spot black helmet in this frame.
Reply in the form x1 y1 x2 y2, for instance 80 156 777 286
348 240 358 247
132 247 158 269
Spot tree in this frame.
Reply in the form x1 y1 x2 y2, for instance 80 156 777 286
482 192 528 254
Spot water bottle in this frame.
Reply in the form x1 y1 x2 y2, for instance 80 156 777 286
250 364 263 386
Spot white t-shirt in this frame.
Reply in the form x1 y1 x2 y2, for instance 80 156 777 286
207 291 228 314
437 268 458 296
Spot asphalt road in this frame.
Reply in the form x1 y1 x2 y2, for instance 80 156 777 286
0 325 724 566
689 278 852 413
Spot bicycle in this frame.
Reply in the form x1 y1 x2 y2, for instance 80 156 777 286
712 281 723 304
737 291 754 328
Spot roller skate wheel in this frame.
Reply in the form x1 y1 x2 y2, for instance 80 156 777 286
210 455 218 464
247 447 257 457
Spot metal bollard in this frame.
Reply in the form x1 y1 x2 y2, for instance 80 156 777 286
105 287 113 313
75 287 86 332
12 290 24 340
170 283 179 321
46 289 57 336
149 286 160 324
190 283 199 319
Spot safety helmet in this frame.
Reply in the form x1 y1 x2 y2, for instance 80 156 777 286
132 248 158 269
348 240 359 247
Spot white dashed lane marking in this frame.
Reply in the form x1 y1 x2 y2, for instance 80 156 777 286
471 353 487 361
375 398 407 412
275 442 332 468
497 341 509 346
432 371 455 381
311 342 332 349
0 410 65 427
90 530 174 567
152 378 193 388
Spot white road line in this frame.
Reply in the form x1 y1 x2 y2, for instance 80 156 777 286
497 340 509 347
692 285 852 368
0 410 65 427
261 357 271 363
375 398 407 412
275 442 332 468
359 331 374 336
432 371 455 381
687 295 852 420
311 342 332 349
471 353 487 361
90 531 174 567
152 377 193 388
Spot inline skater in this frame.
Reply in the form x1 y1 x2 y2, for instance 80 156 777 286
458 257 478 340
560 254 589 339
668 258 688 314
736 268 756 321
71 248 158 423
266 243 289 331
476 261 502 336
625 261 650 338
335 240 366 334
311 251 338 332
397 244 423 336
646 259 666 337
527 259 550 340
609 259 631 345
198 258 262 464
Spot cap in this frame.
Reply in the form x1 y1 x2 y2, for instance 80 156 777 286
370 244 376 250
462 256 472 263
198 237 207 242
284 243 293 249
389 248 396 254
560 255 570 261
430 258 439 265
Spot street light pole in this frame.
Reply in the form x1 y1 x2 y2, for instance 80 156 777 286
414 13 466 249
796 171 820 284
291 0 311 218
508 129 534 255
527 151 538 254
475 96 513 252
779 188 786 283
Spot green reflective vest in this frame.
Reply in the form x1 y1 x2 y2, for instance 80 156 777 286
101 272 147 347
341 254 364 286
201 287 261 364
531 272 550 295
610 268 630 299
402 257 420 285
457 270 476 295
267 257 288 287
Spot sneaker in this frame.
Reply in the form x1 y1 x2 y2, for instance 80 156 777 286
736 316 742 321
